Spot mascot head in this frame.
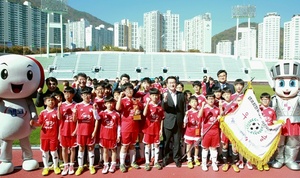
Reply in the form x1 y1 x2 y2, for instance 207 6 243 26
0 54 44 99
270 60 300 98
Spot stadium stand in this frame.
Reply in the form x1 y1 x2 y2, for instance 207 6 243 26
33 52 278 82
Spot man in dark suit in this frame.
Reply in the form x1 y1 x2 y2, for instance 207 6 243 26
214 69 235 93
162 76 185 168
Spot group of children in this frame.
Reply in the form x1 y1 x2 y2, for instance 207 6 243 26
30 74 276 176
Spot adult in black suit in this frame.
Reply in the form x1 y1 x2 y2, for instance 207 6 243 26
214 69 235 94
162 76 185 168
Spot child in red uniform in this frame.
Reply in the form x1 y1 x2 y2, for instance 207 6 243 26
219 87 240 172
142 88 164 171
183 96 201 169
57 87 77 175
95 96 121 174
192 80 206 109
259 92 276 171
73 87 98 175
30 95 61 176
116 82 143 173
198 92 221 172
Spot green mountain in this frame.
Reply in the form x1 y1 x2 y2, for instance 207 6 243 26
7 0 113 28
212 22 284 58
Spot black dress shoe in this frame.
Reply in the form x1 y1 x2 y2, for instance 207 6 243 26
175 161 182 168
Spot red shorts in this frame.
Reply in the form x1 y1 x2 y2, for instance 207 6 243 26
40 138 58 152
143 134 160 145
100 138 117 149
201 133 220 149
121 132 138 145
76 135 95 146
60 135 77 148
221 132 229 144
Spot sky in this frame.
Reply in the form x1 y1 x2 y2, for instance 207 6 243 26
68 0 300 36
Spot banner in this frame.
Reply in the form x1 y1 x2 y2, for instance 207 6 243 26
220 88 282 167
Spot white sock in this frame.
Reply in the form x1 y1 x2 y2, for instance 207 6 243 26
210 148 218 165
129 149 136 164
88 150 95 167
202 149 208 165
50 151 58 167
145 146 150 164
154 147 159 164
78 151 84 167
42 151 49 168
151 144 155 160
120 152 126 165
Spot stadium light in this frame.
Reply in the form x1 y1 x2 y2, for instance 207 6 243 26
48 65 56 73
203 67 208 74
162 67 168 73
244 68 249 74
135 67 142 73
92 66 101 73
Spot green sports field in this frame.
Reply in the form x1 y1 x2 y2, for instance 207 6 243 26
13 82 274 146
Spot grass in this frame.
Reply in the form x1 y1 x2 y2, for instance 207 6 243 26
12 82 274 146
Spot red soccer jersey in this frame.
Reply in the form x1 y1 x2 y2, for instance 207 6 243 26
201 106 220 136
201 82 207 96
38 108 59 139
260 105 276 126
59 101 77 136
220 100 238 115
152 82 162 92
135 91 150 104
119 97 143 133
94 97 106 112
231 93 244 101
98 110 120 140
193 93 206 109
142 103 164 135
184 109 201 137
74 102 96 136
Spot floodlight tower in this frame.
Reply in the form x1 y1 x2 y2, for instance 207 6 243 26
41 0 68 58
232 5 256 59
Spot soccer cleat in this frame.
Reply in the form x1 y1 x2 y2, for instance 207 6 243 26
237 160 244 169
75 166 84 176
222 163 229 172
54 166 61 174
102 164 109 174
131 162 140 169
212 163 219 172
246 162 253 170
119 164 127 173
109 163 116 173
154 162 162 170
232 164 240 173
187 161 194 169
89 166 96 174
144 163 151 171
202 164 208 172
68 164 75 175
263 164 270 171
61 165 69 176
42 168 49 176
194 159 201 166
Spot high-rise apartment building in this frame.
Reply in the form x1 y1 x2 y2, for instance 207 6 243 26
284 14 300 60
234 27 257 58
216 40 232 55
184 13 212 53
65 18 90 49
0 0 47 49
114 19 139 50
258 12 281 59
162 10 180 52
143 11 163 52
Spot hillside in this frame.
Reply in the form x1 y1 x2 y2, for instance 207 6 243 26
212 22 284 58
7 0 113 28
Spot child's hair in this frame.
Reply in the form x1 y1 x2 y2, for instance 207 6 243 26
120 73 130 81
73 75 78 80
104 82 112 89
64 86 75 94
234 78 245 87
149 88 160 95
104 95 115 103
177 82 184 88
183 90 192 97
46 77 58 85
43 94 56 101
206 92 215 99
192 80 201 87
141 77 152 84
51 91 63 98
113 88 121 95
260 92 271 99
212 86 221 93
62 80 69 86
131 80 139 86
188 95 198 103
94 81 106 90
222 87 232 94
77 72 87 79
121 82 134 91
81 87 92 94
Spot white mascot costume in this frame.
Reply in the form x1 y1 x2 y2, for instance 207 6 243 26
0 54 44 175
270 60 300 170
